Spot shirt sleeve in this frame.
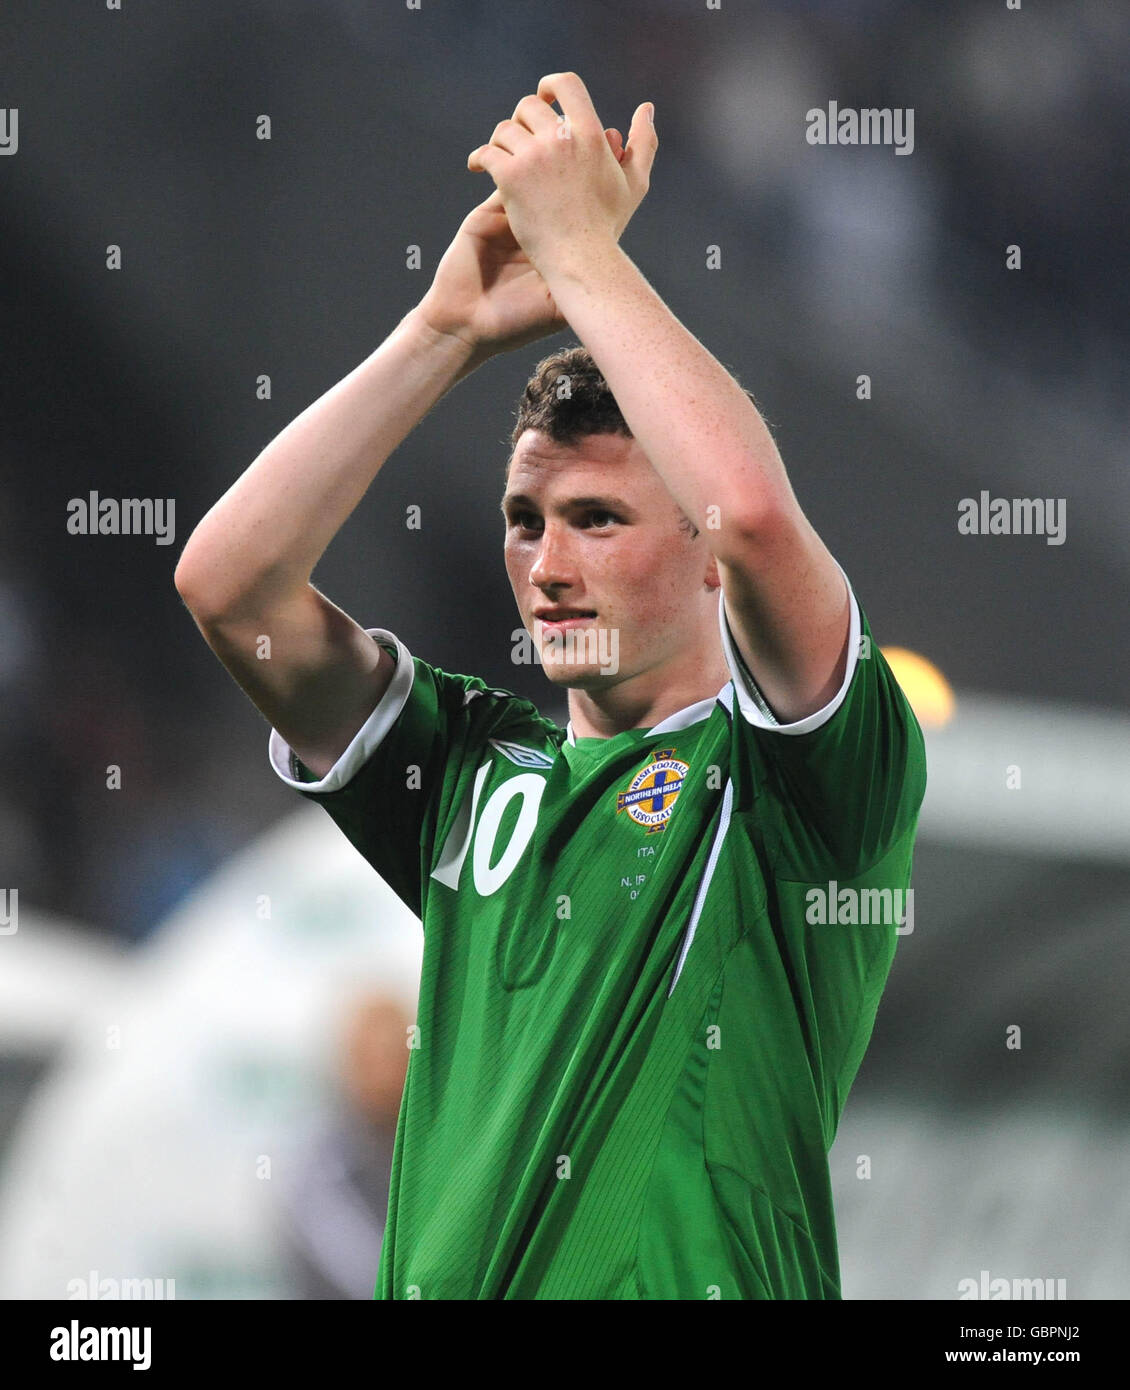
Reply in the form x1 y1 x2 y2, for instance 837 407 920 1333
266 627 543 919
717 567 927 1138
717 564 927 880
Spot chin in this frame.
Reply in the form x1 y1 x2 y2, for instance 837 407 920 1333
541 661 615 689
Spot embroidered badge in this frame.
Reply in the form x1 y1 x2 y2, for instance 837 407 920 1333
615 748 689 834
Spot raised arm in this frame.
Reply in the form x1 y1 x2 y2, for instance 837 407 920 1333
174 191 558 779
175 118 639 779
470 73 849 725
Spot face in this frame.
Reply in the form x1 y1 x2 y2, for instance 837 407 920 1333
502 429 717 692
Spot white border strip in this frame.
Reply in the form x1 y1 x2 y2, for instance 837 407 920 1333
566 691 721 746
718 561 861 736
267 627 415 793
668 777 734 997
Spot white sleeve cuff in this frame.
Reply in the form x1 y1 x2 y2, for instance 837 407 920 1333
717 561 861 736
267 627 416 792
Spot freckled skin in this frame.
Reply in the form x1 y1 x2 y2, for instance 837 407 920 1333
502 428 731 738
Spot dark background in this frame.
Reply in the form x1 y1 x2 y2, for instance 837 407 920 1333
1 0 1125 936
0 0 1126 1300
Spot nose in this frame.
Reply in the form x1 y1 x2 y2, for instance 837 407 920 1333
528 521 578 591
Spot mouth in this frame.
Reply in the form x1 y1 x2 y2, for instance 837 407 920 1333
534 609 597 630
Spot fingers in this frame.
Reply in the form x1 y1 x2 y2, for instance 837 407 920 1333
536 71 602 134
468 186 507 215
620 101 658 194
487 117 532 156
511 92 558 136
604 128 625 162
468 116 530 174
459 184 518 242
470 78 653 187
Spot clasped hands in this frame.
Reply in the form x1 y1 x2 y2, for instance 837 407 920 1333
467 72 657 281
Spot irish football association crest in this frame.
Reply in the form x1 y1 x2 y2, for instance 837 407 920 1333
615 748 689 834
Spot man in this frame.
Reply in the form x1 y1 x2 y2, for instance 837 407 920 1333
175 73 925 1299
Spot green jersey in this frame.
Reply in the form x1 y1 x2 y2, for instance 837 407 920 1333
268 578 926 1299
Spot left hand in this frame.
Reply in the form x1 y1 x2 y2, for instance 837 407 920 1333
467 73 657 280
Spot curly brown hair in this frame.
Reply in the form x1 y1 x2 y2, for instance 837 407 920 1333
508 344 699 539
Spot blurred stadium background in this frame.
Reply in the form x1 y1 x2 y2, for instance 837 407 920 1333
0 1 1127 1299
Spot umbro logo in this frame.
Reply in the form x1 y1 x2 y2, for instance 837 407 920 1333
489 738 555 769
463 687 513 707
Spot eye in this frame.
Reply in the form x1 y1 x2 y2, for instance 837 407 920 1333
585 509 619 529
510 510 542 532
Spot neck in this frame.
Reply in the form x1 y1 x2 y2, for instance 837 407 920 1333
566 646 730 740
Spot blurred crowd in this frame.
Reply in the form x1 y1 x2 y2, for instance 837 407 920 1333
1 0 1125 945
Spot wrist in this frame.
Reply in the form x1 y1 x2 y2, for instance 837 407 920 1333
533 236 624 291
404 302 491 374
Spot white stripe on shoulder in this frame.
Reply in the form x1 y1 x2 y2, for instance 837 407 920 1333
717 561 861 736
267 628 415 792
668 777 734 997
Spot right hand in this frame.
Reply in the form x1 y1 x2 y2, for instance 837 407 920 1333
418 128 631 359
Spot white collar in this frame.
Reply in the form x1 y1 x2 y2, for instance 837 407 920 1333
565 684 730 745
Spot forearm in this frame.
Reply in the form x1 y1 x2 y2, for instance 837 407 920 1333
542 246 796 553
175 306 484 618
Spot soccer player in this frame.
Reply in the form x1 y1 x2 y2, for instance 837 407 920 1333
175 73 926 1299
